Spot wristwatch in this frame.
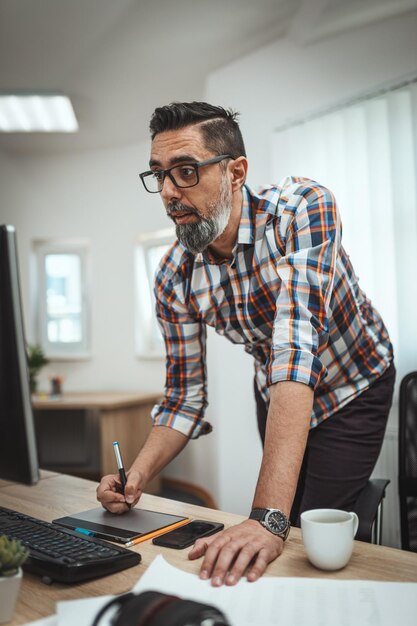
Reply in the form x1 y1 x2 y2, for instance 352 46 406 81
249 508 291 540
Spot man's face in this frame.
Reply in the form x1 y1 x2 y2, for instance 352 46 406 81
149 125 233 254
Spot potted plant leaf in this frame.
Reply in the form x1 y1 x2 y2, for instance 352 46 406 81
0 535 29 623
27 344 49 395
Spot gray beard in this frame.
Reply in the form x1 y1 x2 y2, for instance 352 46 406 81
168 175 232 254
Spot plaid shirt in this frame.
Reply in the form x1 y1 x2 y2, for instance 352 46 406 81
151 177 393 439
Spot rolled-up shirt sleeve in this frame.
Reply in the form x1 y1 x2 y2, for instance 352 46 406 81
151 267 210 439
268 183 340 390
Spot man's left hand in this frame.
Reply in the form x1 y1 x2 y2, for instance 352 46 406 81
188 519 284 585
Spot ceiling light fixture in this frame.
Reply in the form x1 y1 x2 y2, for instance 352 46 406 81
0 94 79 132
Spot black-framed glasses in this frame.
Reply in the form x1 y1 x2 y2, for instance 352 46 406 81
139 154 232 193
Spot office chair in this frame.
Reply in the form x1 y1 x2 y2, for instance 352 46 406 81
351 478 390 544
398 371 417 552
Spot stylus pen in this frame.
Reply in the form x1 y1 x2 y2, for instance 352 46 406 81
112 441 131 509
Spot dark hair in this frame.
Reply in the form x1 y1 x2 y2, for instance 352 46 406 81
149 101 246 158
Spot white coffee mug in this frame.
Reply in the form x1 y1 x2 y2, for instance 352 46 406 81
300 508 359 571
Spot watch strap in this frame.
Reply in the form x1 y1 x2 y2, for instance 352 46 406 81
249 508 266 522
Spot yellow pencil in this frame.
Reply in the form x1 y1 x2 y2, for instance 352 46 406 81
125 517 191 547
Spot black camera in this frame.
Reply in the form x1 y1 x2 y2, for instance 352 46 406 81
92 590 232 626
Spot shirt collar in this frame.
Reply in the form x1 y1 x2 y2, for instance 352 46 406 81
237 185 255 245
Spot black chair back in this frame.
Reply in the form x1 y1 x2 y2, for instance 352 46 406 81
398 371 417 551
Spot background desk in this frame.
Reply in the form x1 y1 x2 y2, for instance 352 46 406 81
33 392 161 492
2 472 417 626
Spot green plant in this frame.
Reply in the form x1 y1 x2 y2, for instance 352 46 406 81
0 535 28 577
27 344 49 393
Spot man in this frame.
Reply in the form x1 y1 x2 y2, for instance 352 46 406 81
97 101 395 586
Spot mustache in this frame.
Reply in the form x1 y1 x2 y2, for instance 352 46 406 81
166 201 200 218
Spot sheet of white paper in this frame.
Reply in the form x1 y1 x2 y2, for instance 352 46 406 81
23 616 58 626
134 554 417 626
56 595 114 626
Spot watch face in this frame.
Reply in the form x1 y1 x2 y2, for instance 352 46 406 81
265 510 288 534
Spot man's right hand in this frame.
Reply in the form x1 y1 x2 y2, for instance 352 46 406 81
97 426 189 513
96 469 145 513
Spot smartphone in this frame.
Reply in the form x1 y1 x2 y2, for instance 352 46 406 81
152 520 224 549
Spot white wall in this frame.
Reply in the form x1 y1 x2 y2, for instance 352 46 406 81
1 9 416 529
207 10 417 187
1 141 165 393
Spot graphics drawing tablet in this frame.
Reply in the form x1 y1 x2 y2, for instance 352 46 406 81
53 507 188 543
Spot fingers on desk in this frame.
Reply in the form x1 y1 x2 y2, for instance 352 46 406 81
189 521 284 586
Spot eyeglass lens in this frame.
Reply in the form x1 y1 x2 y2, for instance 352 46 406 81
145 164 198 193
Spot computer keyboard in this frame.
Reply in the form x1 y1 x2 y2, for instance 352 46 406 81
0 506 141 584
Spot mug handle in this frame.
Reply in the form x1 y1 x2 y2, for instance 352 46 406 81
349 512 359 537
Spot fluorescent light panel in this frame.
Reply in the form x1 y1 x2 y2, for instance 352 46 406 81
0 95 78 132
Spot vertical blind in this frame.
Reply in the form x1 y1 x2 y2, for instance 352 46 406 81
271 82 417 385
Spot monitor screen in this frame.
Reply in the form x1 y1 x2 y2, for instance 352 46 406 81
0 224 39 484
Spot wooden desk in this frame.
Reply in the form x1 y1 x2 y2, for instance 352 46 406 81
1 473 416 626
33 392 161 492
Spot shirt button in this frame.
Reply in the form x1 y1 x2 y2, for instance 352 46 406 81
238 302 244 309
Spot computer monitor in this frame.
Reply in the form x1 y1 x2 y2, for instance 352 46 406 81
0 224 39 484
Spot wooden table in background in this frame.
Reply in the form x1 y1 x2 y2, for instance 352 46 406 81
33 392 162 492
1 472 417 626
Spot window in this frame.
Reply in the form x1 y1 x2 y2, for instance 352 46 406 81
135 229 175 358
34 240 90 359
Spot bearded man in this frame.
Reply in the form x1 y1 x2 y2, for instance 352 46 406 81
97 101 395 586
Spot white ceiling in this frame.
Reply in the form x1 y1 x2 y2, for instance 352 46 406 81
0 0 416 156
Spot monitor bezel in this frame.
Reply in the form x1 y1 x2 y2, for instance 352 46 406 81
0 224 39 484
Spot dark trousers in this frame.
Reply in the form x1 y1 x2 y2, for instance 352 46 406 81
254 362 396 526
